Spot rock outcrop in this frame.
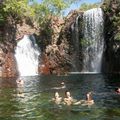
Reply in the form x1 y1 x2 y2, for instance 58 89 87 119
0 45 18 77
39 16 70 75
41 11 83 74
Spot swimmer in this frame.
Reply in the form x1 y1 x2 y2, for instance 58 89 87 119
84 92 94 105
17 90 24 98
16 79 24 87
52 92 62 105
52 81 66 90
60 82 66 89
64 91 74 105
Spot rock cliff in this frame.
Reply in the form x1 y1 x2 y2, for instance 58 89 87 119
102 0 120 73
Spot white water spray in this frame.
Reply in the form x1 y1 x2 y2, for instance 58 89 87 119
71 16 80 71
15 35 40 76
82 8 104 72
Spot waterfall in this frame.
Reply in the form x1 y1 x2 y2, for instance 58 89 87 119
82 8 104 72
15 35 40 76
71 16 80 71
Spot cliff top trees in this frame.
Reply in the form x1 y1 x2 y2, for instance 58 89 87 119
79 3 101 11
0 0 82 43
1 0 81 25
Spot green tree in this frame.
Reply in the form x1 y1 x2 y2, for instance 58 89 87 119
30 0 81 25
3 0 34 19
79 3 100 11
0 3 5 26
2 0 81 25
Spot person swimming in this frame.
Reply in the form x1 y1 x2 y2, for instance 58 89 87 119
85 92 94 105
63 91 74 106
17 88 25 98
16 79 24 87
74 92 94 106
52 92 62 105
52 81 66 90
60 82 66 89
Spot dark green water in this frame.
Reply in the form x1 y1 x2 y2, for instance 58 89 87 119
0 74 120 120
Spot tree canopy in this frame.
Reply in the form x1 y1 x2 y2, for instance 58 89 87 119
0 0 81 26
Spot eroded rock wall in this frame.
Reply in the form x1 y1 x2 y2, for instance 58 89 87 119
39 16 70 75
0 16 18 77
41 11 83 75
0 45 18 77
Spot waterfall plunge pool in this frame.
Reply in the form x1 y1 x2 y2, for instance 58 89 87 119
0 74 120 120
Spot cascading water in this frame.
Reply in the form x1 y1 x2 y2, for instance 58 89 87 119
15 35 40 76
71 16 80 71
81 8 104 73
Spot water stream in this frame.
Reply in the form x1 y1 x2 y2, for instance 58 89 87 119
15 35 40 76
71 16 80 71
82 8 104 72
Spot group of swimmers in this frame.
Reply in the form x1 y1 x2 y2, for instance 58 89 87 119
52 91 94 106
52 87 120 106
15 79 120 103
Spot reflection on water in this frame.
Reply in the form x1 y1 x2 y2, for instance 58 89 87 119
0 74 120 120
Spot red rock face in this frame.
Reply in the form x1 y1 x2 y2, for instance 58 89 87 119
38 64 50 75
38 54 50 75
2 52 18 77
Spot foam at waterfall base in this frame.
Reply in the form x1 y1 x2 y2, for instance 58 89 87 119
69 72 101 74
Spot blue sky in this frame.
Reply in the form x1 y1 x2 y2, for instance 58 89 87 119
64 0 101 15
35 0 102 16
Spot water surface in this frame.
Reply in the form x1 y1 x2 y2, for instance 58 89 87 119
0 74 120 120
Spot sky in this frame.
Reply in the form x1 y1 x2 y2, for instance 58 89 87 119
64 0 102 15
35 0 102 16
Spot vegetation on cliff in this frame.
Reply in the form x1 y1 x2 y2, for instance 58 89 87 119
101 0 120 72
102 0 120 41
79 2 100 11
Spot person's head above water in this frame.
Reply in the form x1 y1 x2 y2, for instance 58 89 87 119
52 92 62 105
54 92 60 98
86 92 93 101
16 79 24 85
65 91 71 98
